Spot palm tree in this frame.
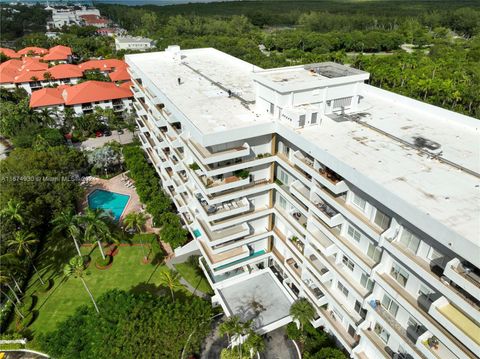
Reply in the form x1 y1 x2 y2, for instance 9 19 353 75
7 231 45 285
123 212 148 260
78 208 113 260
0 199 25 227
51 210 83 256
289 298 315 332
64 256 99 313
160 268 181 301
219 316 252 357
123 212 147 234
0 266 21 304
244 330 265 358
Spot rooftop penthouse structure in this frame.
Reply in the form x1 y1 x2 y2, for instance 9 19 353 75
126 46 480 359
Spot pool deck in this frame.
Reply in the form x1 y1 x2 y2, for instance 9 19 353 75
81 172 174 257
82 172 142 222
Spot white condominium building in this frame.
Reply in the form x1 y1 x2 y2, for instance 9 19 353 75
126 46 480 359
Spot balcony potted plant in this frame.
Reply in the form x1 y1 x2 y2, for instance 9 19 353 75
427 336 439 349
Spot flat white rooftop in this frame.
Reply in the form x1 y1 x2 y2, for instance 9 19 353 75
298 87 480 248
126 48 272 134
217 271 293 330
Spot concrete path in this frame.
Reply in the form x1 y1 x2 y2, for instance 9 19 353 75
165 260 209 299
261 327 300 359
200 317 228 359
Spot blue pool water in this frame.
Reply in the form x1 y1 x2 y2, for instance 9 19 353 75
193 229 202 238
87 189 130 221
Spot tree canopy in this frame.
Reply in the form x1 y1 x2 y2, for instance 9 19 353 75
37 289 213 359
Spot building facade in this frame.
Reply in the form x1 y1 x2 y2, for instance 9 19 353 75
115 37 155 51
126 47 480 359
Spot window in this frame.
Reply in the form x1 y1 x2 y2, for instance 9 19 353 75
269 102 274 114
278 194 287 210
399 229 421 254
407 317 422 334
374 322 390 344
299 114 306 127
337 281 349 297
342 255 355 272
351 193 366 211
277 167 289 184
390 262 410 287
367 242 382 263
418 285 435 303
382 294 399 317
347 225 361 242
374 209 390 231
311 112 318 124
360 273 374 292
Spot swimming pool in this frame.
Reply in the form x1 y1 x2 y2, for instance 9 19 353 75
87 189 130 221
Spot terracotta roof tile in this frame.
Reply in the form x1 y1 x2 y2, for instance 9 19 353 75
17 47 49 56
108 67 130 82
43 45 72 61
29 87 64 108
62 80 132 105
0 59 22 83
0 48 20 59
78 59 127 72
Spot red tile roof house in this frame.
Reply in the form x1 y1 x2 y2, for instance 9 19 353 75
79 15 110 28
29 81 133 120
0 56 130 94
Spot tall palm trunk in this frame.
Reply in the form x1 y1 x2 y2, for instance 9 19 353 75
1 290 24 319
6 283 20 303
72 234 82 257
11 276 22 294
29 255 45 285
97 240 106 260
169 286 175 302
80 277 100 313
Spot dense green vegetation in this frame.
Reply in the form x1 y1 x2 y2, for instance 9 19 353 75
0 4 49 41
37 289 213 358
96 1 479 118
123 144 189 248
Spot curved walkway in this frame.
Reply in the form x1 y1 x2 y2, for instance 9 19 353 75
165 260 209 299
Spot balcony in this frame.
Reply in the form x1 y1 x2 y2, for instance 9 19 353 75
371 303 427 358
290 180 310 202
197 219 250 245
308 224 336 255
374 272 476 358
386 239 480 315
286 258 302 278
195 171 251 195
320 307 358 350
199 240 249 266
189 140 250 165
293 150 347 194
416 331 457 359
443 258 480 299
308 254 329 278
196 194 251 222
302 277 325 301
428 298 480 354
311 193 343 227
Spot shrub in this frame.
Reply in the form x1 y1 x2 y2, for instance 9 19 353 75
234 169 250 179
20 295 37 313
38 278 54 293
286 322 302 340
189 162 200 171
95 255 113 268
220 349 249 359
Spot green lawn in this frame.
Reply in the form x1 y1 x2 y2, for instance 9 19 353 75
20 236 184 338
175 261 214 295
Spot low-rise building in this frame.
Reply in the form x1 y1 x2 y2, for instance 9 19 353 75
46 6 101 29
29 80 133 117
114 36 155 51
0 55 130 94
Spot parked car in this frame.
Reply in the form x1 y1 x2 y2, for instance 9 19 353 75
95 131 103 137
104 129 112 137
